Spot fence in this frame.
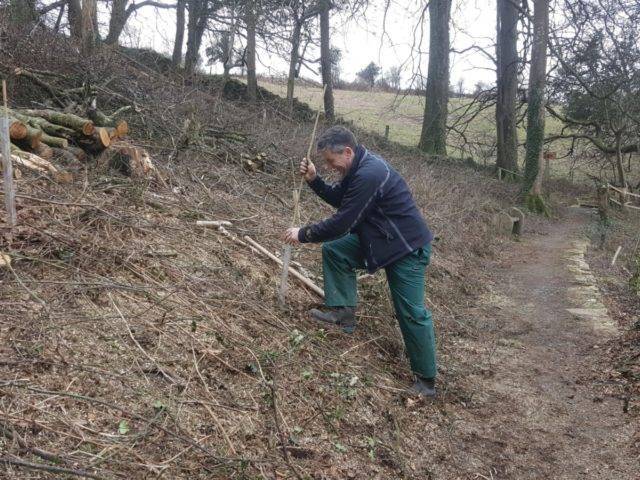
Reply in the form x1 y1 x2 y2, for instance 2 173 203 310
607 184 640 212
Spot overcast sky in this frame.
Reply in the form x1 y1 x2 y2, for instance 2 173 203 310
116 0 497 91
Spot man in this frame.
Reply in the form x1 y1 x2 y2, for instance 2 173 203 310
283 126 437 397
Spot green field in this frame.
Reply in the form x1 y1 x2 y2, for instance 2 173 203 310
262 80 578 178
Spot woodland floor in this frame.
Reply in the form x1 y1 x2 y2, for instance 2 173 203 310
453 206 637 479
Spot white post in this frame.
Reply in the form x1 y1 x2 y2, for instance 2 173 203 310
1 80 16 228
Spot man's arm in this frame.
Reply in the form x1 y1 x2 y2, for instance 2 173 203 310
299 169 387 243
307 175 346 208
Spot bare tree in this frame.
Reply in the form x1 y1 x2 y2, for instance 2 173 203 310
547 0 640 188
245 0 258 101
80 0 98 55
319 0 334 120
523 0 549 213
496 0 520 174
418 0 452 155
105 1 178 46
185 0 210 74
172 0 186 67
285 0 321 109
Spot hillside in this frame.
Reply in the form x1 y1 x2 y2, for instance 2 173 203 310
0 24 637 480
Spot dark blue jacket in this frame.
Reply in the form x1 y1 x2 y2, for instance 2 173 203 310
298 145 433 273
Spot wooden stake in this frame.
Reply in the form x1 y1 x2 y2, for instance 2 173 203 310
278 86 325 305
245 235 324 298
1 80 17 228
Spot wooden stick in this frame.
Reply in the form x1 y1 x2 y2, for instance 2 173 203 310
1 80 16 228
278 85 326 304
0 456 107 480
245 235 324 298
196 220 232 227
611 246 622 267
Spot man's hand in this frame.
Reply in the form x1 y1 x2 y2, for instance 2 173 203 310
283 227 301 245
300 157 317 182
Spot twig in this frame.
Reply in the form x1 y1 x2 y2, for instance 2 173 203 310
0 422 69 465
268 381 304 480
0 382 244 468
109 293 179 384
190 348 237 455
611 246 622 267
5 261 48 311
0 455 108 480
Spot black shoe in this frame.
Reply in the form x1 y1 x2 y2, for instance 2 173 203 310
309 307 356 333
410 376 436 398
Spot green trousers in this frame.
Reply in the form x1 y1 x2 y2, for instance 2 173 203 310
322 234 437 379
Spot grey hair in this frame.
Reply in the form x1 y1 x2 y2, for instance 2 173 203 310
316 126 357 153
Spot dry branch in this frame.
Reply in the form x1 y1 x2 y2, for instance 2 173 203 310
243 235 324 298
3 151 58 174
0 456 107 480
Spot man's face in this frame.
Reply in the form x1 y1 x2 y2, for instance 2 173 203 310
319 146 354 177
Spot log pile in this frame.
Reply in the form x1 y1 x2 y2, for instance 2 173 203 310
4 106 157 182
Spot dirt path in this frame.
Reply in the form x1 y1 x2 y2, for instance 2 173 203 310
460 206 636 479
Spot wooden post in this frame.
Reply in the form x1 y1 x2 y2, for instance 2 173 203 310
384 125 389 142
619 186 628 212
596 185 608 223
1 80 16 228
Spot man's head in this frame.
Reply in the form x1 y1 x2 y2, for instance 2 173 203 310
316 126 358 177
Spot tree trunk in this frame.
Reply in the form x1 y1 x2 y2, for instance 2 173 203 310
105 0 128 45
185 0 207 75
222 9 237 80
80 0 98 55
320 0 334 121
8 0 37 26
614 133 626 187
418 0 452 156
68 0 82 39
172 0 186 68
523 0 550 215
245 1 258 102
496 0 519 174
287 20 302 110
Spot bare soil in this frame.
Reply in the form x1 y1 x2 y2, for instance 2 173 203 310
452 206 637 479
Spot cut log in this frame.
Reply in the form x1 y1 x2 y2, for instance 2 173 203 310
99 143 157 179
19 109 94 136
75 127 110 153
40 133 68 149
13 112 76 139
33 142 53 160
87 106 132 128
8 118 27 140
116 120 129 137
20 125 43 149
106 127 119 140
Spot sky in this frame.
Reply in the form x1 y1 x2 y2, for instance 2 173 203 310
106 0 498 92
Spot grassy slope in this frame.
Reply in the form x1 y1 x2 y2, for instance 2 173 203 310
262 80 581 178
